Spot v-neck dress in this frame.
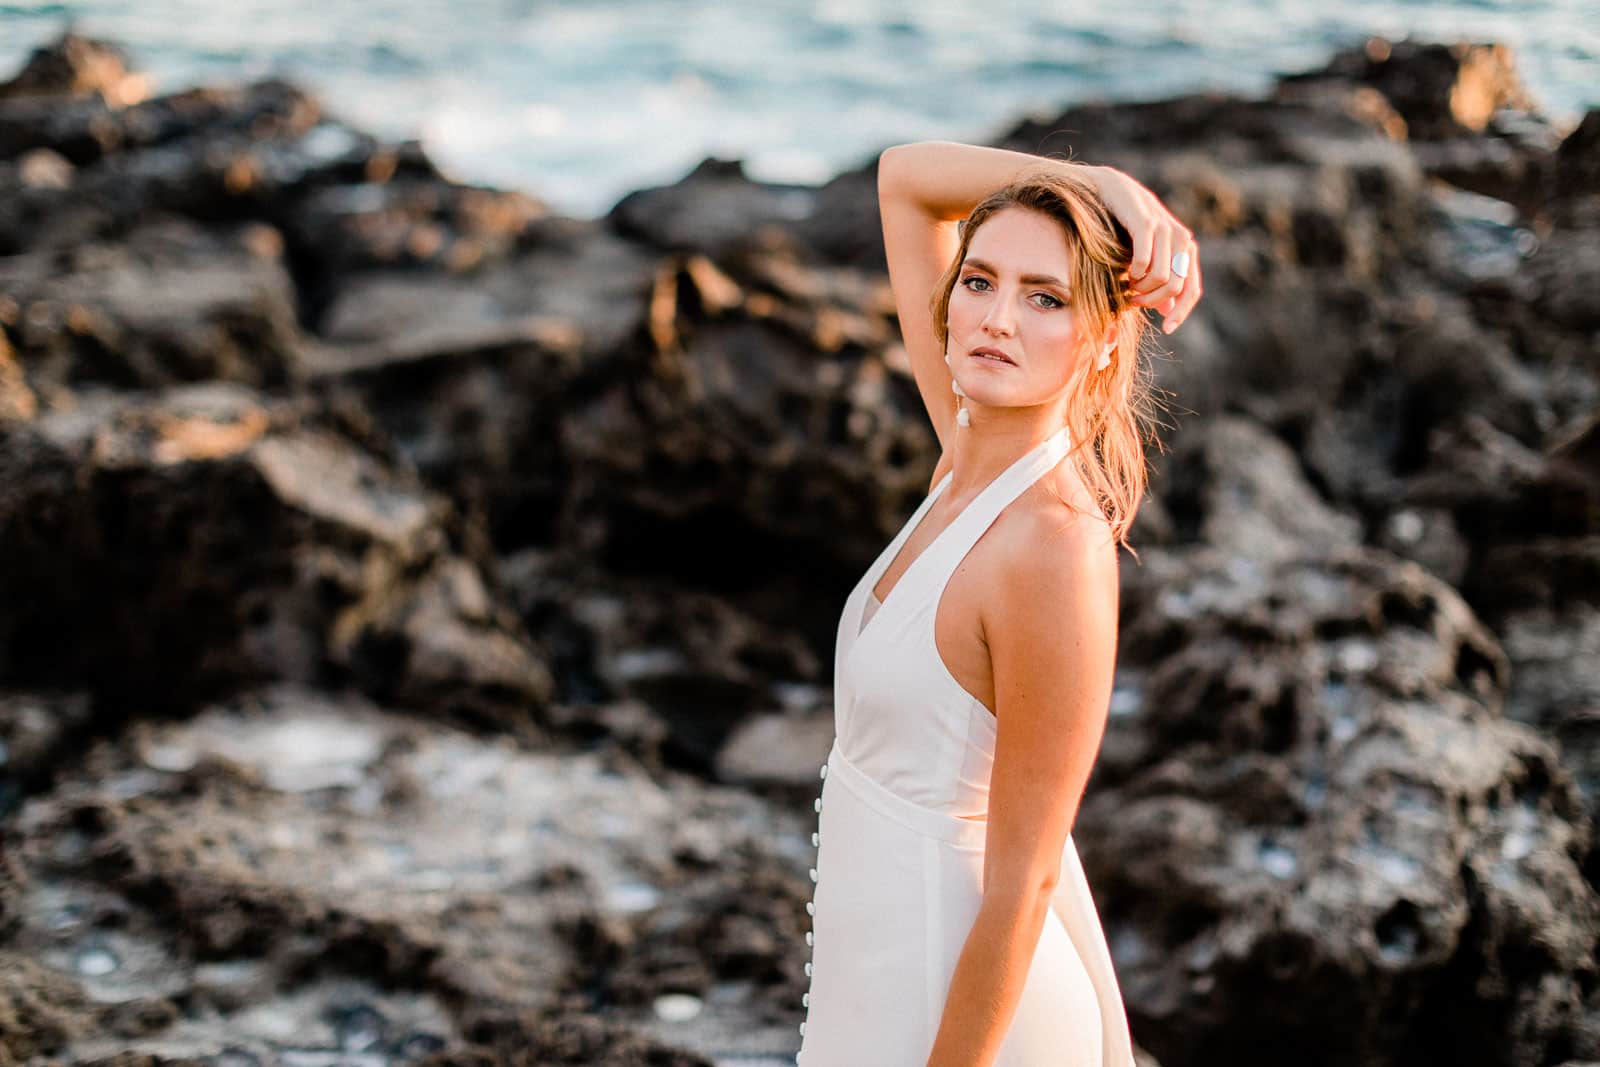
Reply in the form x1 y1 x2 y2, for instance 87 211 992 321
795 425 1137 1066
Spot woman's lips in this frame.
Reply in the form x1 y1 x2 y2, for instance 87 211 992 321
969 347 1016 365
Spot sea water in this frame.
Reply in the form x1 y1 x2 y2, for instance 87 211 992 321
1 0 1595 216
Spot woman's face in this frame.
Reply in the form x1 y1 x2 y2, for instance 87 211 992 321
946 206 1098 414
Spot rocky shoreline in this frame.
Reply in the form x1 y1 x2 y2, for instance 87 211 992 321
1 31 1597 1067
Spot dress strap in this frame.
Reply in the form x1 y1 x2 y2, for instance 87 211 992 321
911 424 1074 595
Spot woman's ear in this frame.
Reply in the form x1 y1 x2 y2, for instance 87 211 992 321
1094 322 1118 371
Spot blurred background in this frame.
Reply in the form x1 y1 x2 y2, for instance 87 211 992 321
1 3 1598 1067
2 0 1597 214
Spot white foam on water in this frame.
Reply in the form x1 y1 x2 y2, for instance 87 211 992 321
1 1 1593 216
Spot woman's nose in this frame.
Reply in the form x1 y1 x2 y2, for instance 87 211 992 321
982 297 1016 336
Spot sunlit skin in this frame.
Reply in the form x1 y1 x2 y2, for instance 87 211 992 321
945 206 1113 429
889 198 1120 1067
873 202 1116 721
875 140 1200 1066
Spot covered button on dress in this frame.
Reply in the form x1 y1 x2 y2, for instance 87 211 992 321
796 425 1136 1066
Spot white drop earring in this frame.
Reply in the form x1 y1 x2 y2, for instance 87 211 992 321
1096 344 1113 371
946 352 970 426
940 355 966 428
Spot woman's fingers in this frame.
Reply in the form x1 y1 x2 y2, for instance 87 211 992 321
1089 166 1205 334
1162 245 1203 334
1125 209 1155 282
1131 223 1173 301
1090 167 1158 280
1137 228 1196 313
1153 227 1176 297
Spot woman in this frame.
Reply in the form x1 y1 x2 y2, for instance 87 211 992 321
795 140 1201 1066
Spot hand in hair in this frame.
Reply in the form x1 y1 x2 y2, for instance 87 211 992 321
1080 165 1202 334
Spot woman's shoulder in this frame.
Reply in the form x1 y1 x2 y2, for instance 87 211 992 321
977 490 1120 656
992 486 1119 596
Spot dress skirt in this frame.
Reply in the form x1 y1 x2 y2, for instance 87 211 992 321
800 741 1103 1066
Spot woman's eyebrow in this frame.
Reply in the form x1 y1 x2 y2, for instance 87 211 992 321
962 258 1070 289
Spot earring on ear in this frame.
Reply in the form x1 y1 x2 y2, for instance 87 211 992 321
1095 344 1113 371
946 351 971 427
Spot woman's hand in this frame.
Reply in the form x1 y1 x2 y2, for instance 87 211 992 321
1083 164 1202 335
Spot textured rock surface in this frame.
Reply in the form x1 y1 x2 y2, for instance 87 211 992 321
3 686 812 1064
0 383 550 730
1 27 1597 1067
1100 545 1596 1065
0 216 304 390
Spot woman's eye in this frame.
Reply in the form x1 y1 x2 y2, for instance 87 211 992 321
1032 292 1066 310
960 275 991 292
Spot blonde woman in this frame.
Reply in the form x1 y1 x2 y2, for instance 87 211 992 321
796 141 1201 1066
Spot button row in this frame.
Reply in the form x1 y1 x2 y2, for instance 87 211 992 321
797 759 828 1064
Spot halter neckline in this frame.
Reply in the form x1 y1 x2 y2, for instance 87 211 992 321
861 424 1073 636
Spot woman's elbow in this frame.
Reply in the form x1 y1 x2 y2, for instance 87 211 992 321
877 144 912 200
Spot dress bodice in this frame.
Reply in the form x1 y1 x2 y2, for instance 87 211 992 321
830 426 1074 816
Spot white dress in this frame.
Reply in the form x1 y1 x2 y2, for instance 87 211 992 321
796 425 1137 1066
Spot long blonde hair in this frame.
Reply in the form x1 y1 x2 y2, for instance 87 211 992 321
929 168 1170 558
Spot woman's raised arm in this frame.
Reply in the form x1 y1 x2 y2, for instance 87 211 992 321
876 141 1200 454
877 142 1053 455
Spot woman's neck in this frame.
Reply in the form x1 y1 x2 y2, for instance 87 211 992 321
945 406 1068 500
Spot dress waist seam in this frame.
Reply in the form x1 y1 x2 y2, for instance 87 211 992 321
827 740 988 851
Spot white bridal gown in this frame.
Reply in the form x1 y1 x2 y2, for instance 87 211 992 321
795 424 1137 1066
